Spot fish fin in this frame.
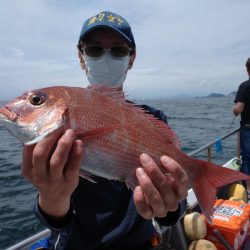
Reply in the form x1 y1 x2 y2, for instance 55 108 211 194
79 169 97 183
125 181 136 191
89 85 181 148
75 125 119 141
126 103 181 148
146 116 181 149
190 158 250 224
88 84 127 102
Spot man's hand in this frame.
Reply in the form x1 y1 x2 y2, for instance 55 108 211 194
134 154 188 219
22 129 84 218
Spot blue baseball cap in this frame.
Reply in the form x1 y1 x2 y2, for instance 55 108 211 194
78 11 136 47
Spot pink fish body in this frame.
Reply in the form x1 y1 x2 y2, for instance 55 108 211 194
0 85 249 223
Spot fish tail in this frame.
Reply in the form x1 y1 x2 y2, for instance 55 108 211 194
189 158 250 223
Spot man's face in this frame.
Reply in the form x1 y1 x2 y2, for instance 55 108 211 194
78 28 136 72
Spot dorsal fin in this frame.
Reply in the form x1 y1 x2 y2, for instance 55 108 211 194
129 102 181 149
145 113 181 149
88 84 126 102
88 84 181 149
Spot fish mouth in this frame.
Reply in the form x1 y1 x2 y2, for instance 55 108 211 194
0 106 36 144
0 106 18 121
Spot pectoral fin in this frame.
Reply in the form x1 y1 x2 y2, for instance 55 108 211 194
75 125 119 141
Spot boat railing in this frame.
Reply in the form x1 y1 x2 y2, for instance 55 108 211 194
188 127 240 161
6 128 241 250
6 229 51 250
186 127 241 210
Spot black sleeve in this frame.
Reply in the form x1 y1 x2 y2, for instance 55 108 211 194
34 195 74 230
155 199 187 226
235 84 247 103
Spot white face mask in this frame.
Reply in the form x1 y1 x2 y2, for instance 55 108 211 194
83 53 130 87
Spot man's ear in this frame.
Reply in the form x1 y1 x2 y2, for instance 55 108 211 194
128 52 136 70
78 50 85 70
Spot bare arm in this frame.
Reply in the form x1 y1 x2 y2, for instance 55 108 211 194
233 102 245 116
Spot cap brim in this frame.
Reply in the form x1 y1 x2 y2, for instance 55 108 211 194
79 25 134 46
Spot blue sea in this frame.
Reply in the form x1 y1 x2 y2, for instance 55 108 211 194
0 97 240 249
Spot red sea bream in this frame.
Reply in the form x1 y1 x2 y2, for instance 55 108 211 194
0 85 249 223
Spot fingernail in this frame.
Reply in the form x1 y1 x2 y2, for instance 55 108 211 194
76 140 84 152
161 155 170 164
65 129 74 137
134 186 142 194
140 154 150 164
136 167 145 177
76 139 83 146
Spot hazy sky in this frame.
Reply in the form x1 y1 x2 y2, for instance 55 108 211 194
0 0 249 100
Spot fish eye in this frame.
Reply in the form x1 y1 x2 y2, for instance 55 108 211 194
29 93 46 106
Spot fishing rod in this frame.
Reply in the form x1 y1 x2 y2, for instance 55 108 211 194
226 116 236 134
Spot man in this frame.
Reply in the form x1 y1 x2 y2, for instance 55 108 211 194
22 11 188 249
233 58 250 193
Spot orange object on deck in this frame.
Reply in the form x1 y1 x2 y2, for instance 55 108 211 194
202 199 250 250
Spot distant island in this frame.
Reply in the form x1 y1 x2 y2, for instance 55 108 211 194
203 91 236 98
135 91 238 102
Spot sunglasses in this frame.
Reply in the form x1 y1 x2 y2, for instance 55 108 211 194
82 45 132 58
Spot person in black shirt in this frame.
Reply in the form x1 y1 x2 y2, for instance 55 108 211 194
22 11 188 250
233 58 250 192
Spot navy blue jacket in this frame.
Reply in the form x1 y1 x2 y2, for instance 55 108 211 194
35 104 186 250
